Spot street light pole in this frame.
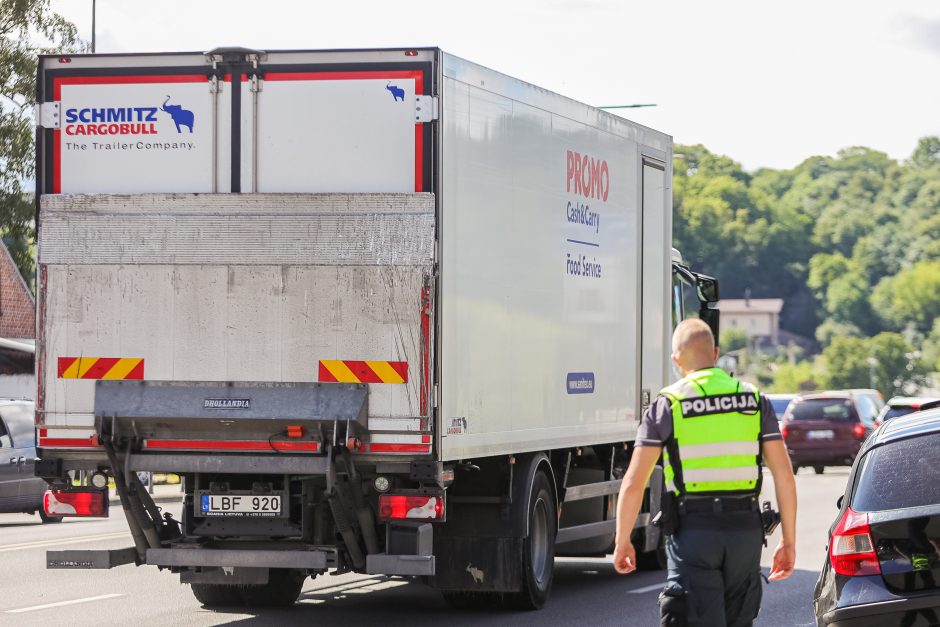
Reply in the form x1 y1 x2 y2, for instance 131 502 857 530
91 0 96 53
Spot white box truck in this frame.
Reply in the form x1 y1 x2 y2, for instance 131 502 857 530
34 47 719 609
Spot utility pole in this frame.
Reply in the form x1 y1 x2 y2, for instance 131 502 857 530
91 0 96 53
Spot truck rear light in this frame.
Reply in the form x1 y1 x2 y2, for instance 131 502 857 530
853 424 866 439
830 507 880 576
44 489 108 517
378 495 443 520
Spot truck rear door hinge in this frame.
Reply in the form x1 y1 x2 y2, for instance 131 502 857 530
415 95 439 123
36 102 61 128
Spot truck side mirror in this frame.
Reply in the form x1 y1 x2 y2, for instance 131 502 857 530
693 273 719 303
691 271 720 343
699 307 720 344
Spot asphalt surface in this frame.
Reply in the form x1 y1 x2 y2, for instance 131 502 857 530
0 469 846 626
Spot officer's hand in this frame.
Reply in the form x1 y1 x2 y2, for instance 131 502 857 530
768 542 795 581
612 541 637 574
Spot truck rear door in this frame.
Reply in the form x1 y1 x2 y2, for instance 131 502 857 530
36 48 438 458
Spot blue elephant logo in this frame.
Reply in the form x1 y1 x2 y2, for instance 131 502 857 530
161 95 194 133
385 82 405 102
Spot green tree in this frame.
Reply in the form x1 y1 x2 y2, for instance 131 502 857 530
910 136 940 170
0 0 82 286
868 332 928 398
820 336 872 390
772 361 819 393
871 261 940 334
921 319 940 372
719 328 748 353
673 137 940 350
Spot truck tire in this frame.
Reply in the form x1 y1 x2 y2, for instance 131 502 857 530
632 528 667 571
237 569 306 606
506 471 556 610
441 591 501 610
190 569 306 607
190 583 242 607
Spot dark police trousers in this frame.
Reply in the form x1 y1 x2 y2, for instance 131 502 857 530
663 511 764 627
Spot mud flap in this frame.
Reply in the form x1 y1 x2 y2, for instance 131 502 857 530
429 536 523 592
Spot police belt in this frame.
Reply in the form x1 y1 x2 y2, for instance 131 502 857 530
677 494 759 515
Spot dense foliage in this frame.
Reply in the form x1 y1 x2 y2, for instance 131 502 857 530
673 138 940 395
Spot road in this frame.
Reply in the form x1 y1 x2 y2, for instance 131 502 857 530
0 468 845 626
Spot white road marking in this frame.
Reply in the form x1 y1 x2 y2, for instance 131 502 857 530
0 531 129 552
628 582 666 594
6 593 124 614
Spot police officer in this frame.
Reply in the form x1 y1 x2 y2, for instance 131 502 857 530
613 319 797 626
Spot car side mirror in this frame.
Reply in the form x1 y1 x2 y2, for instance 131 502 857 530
836 495 844 509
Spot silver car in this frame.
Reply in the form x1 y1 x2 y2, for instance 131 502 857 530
0 399 60 523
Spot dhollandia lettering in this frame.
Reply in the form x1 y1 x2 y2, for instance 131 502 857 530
680 393 759 417
566 150 610 201
204 399 251 410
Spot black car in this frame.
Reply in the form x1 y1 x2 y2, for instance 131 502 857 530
0 399 61 523
814 409 940 625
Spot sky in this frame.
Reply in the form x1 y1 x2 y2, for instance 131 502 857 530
49 0 940 172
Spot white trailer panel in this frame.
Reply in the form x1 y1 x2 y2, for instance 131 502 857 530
38 194 432 435
439 54 671 460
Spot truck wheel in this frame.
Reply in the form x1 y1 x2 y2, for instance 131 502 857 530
190 583 242 607
237 569 306 606
506 471 556 610
637 544 668 570
441 591 501 609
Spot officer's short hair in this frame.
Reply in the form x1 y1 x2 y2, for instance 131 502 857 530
672 319 715 356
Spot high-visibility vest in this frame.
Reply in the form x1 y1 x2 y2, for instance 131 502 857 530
659 368 762 495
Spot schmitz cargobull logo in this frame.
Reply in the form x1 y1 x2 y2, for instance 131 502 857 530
64 94 195 136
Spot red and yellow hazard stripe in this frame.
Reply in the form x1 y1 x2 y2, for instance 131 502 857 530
318 360 408 384
57 357 144 380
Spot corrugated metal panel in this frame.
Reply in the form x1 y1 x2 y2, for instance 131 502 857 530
38 193 434 266
42 264 428 421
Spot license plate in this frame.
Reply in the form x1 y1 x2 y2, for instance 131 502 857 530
807 430 835 440
200 494 282 517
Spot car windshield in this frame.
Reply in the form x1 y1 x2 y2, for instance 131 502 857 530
769 398 792 417
852 433 940 512
788 398 856 421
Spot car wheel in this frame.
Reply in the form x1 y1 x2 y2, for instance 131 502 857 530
791 464 800 475
813 465 825 475
38 508 63 524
